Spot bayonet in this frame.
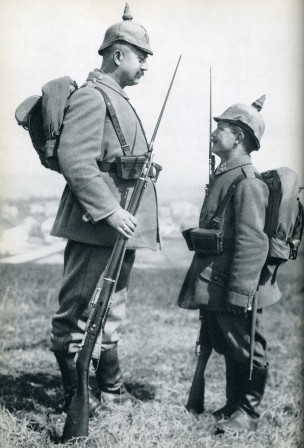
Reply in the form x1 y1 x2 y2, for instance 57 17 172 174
208 67 215 184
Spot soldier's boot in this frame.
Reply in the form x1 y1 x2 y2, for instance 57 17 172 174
213 356 240 421
54 351 100 416
93 345 139 406
216 365 268 435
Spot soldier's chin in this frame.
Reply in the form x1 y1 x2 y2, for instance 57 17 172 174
125 77 140 87
133 75 142 84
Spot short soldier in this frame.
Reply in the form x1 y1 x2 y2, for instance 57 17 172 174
50 4 160 411
178 96 281 434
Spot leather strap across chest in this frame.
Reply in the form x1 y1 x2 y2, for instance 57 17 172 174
210 174 246 229
95 86 131 157
210 171 261 229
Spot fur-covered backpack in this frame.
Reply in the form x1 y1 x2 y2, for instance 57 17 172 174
260 167 304 281
15 76 157 181
15 76 78 173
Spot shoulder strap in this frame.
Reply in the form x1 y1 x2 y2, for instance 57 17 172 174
94 86 131 157
210 164 262 230
210 165 262 229
241 164 256 179
210 174 246 229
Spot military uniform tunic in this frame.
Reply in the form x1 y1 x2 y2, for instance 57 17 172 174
51 69 158 249
51 70 159 353
178 155 281 312
178 155 281 369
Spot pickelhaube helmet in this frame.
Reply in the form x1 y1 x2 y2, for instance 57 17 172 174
98 3 153 56
213 95 266 149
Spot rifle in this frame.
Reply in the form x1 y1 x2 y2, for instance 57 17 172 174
187 69 215 414
186 311 212 414
208 67 215 184
62 54 182 442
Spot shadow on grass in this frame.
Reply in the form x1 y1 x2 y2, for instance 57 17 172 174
0 371 68 443
0 371 62 412
125 381 157 402
0 372 157 443
0 372 157 412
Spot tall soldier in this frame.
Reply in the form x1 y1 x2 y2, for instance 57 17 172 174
50 4 160 412
178 96 281 434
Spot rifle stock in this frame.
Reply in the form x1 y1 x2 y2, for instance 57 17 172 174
62 357 90 439
62 56 181 442
185 311 212 415
186 346 212 414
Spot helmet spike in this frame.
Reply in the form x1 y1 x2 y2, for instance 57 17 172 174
122 3 133 21
252 95 266 112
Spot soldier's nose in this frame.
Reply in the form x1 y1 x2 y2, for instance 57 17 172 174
141 61 148 71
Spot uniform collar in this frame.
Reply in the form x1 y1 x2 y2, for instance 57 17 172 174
214 154 252 175
86 69 129 100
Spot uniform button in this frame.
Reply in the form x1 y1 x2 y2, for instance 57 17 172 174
213 275 218 280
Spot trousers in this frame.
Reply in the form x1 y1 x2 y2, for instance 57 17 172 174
200 309 267 369
51 239 135 354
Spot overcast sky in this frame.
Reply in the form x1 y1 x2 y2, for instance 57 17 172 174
0 0 303 200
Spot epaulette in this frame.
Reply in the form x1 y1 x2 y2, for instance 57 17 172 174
241 164 256 179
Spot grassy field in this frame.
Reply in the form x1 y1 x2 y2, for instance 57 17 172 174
0 251 303 448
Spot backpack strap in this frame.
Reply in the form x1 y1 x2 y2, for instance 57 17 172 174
210 174 246 229
94 86 131 157
210 165 262 230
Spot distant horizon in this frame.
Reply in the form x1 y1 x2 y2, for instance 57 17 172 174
2 164 303 202
0 170 206 203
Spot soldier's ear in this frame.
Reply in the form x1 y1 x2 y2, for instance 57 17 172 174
235 131 244 146
113 49 123 66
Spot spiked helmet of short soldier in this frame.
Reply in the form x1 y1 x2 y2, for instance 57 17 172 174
213 95 266 149
98 3 153 56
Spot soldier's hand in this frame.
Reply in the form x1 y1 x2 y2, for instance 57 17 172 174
226 302 247 315
105 209 137 239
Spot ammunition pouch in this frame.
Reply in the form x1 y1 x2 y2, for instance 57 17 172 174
182 175 247 255
182 227 234 255
98 158 162 181
116 155 146 179
94 86 163 181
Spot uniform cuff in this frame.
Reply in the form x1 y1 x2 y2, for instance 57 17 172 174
73 177 120 222
228 291 253 308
